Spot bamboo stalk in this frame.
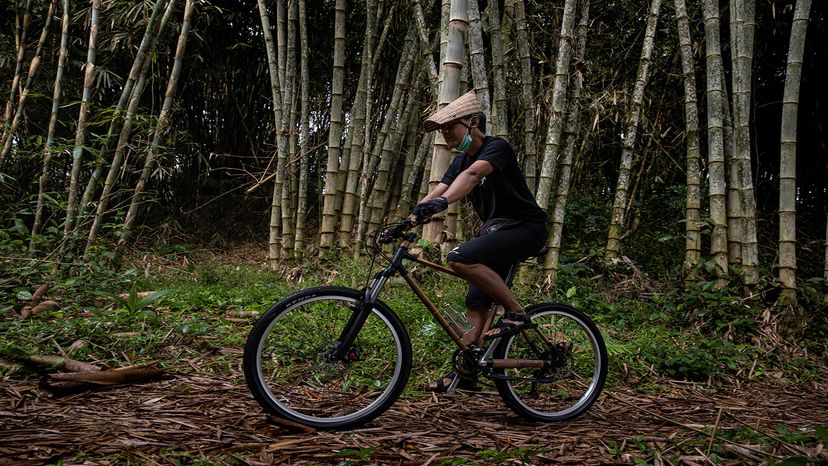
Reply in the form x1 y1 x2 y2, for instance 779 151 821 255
30 0 70 247
0 0 57 164
82 0 173 255
318 0 347 249
63 0 100 238
605 0 663 261
121 0 197 242
777 0 811 305
702 0 729 279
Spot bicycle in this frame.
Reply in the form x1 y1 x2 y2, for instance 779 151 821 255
243 219 607 429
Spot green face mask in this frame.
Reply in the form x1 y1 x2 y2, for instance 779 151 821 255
455 134 472 152
453 121 474 152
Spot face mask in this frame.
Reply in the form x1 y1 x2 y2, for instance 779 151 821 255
455 134 472 152
453 122 474 152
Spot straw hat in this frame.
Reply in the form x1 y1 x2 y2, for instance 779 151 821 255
423 90 484 132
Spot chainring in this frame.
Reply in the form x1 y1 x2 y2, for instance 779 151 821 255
451 348 481 381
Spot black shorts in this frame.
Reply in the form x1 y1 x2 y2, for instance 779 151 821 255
446 221 547 309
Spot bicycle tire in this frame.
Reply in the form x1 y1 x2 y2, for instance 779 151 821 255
492 302 607 421
243 286 412 429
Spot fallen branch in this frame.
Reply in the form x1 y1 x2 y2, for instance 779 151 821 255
46 367 163 385
31 283 50 302
28 355 101 373
41 367 165 394
19 300 59 319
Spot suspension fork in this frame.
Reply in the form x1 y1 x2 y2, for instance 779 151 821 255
329 247 410 360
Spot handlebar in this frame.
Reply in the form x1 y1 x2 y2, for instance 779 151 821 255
376 218 424 245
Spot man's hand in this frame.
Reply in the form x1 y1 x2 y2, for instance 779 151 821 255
411 196 449 222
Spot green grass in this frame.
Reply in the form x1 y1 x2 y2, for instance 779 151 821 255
3 238 828 466
2 238 826 393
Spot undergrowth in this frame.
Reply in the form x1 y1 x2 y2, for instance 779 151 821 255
1 227 827 393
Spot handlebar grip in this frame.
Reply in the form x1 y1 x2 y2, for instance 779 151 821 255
378 219 416 244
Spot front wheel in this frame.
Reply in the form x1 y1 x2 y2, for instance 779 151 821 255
243 286 412 429
493 302 607 421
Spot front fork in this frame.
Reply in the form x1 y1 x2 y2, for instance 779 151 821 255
328 270 391 361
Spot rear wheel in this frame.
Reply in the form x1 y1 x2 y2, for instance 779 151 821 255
493 302 607 421
243 286 412 429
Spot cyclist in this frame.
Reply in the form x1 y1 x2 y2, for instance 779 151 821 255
410 90 548 392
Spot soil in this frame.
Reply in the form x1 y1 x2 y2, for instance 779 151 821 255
1 373 827 465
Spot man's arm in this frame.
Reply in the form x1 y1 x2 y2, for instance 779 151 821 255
410 160 494 221
441 160 494 203
416 182 450 204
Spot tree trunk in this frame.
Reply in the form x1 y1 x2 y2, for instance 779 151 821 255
702 0 729 279
280 0 298 258
413 0 439 97
0 0 34 160
536 0 578 211
778 0 811 305
318 0 346 249
723 64 740 266
514 0 536 192
258 0 288 268
31 0 69 248
673 0 702 278
338 0 378 248
605 0 662 261
354 7 397 254
293 0 310 258
366 28 417 234
730 0 759 286
389 88 423 219
397 130 433 217
544 0 590 285
0 0 57 164
84 0 174 256
423 0 468 244
121 0 196 242
467 0 489 115
485 0 508 138
63 0 100 238
276 0 287 92
78 0 171 242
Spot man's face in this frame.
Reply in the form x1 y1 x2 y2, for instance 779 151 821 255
437 119 469 149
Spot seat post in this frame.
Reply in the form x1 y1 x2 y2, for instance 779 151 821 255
504 246 548 289
504 262 520 288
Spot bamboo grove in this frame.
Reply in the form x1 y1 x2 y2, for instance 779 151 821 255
0 0 826 305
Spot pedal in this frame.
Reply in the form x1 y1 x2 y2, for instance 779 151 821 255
446 375 461 394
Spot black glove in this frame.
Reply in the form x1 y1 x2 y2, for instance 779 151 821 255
411 196 449 221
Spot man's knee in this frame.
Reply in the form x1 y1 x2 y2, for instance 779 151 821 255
446 244 479 264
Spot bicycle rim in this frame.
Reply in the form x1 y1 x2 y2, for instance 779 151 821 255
244 288 411 428
493 303 607 421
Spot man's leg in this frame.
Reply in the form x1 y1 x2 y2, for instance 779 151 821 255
449 261 527 339
463 305 489 345
449 262 522 314
427 305 488 390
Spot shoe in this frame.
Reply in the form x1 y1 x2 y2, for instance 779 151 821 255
425 371 480 392
483 311 536 340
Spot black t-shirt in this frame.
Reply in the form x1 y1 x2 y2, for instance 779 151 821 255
440 136 547 224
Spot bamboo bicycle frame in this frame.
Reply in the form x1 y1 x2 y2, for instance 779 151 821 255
362 243 549 370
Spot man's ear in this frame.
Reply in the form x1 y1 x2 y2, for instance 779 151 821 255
470 115 479 129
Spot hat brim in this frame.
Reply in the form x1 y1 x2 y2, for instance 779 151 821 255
424 90 484 132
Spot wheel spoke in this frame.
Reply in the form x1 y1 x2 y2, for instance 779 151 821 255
493 304 607 421
243 287 411 428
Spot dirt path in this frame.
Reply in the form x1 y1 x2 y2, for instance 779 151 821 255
2 374 826 465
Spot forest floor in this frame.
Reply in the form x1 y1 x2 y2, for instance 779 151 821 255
2 243 828 465
2 371 827 465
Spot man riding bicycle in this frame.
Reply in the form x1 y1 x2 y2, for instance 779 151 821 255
410 90 548 392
